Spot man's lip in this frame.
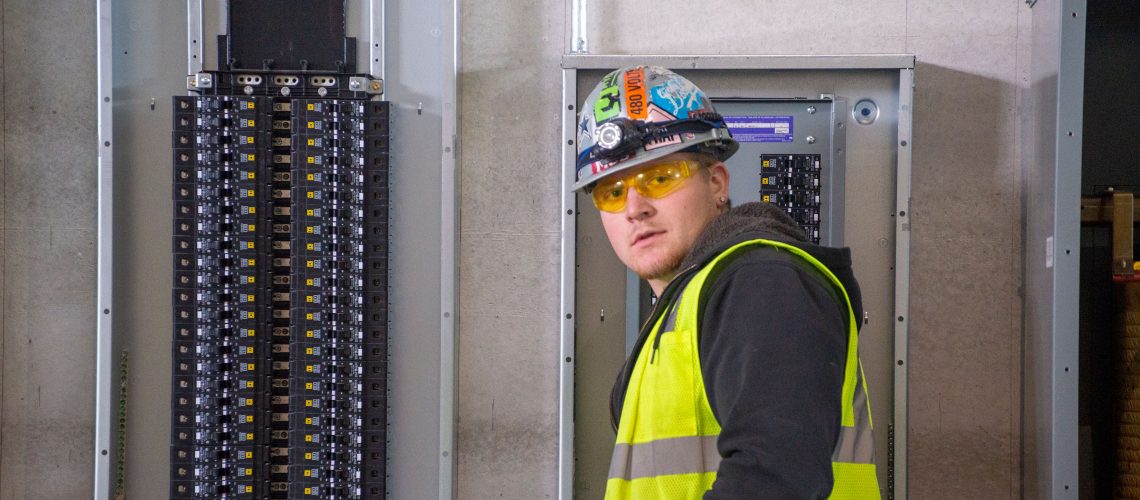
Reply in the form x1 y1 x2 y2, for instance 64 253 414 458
632 230 663 246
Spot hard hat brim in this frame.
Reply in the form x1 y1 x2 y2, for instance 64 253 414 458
570 129 738 192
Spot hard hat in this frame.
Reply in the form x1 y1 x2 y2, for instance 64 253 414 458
573 65 738 191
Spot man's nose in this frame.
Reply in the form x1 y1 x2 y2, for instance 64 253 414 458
624 187 654 220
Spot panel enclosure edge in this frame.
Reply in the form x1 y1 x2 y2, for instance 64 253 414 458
558 67 579 500
892 67 915 500
95 0 116 498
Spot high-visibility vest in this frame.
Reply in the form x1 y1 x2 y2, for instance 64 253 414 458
604 239 881 499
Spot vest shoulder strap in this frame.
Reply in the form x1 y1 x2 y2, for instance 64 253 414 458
673 238 861 427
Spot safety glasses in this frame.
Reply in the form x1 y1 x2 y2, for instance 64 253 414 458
590 159 700 213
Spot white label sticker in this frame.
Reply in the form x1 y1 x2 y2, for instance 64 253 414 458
1045 236 1054 269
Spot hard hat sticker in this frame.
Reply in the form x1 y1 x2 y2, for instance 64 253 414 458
645 103 676 123
649 75 705 119
594 71 623 122
623 67 648 120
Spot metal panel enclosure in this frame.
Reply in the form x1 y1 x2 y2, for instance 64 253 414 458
561 55 912 500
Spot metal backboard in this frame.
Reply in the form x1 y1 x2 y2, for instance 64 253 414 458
95 1 458 498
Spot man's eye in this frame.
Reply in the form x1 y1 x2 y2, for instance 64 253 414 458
600 182 624 199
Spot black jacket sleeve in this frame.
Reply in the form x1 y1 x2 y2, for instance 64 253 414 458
698 252 849 499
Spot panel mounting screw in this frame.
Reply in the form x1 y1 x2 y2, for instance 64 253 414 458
805 135 816 144
370 80 382 92
350 80 362 90
807 106 817 114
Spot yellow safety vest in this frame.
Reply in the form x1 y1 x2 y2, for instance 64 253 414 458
605 239 881 499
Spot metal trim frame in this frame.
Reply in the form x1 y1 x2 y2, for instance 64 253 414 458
1049 0 1085 494
562 54 916 70
893 67 915 500
440 0 460 496
558 54 915 500
558 67 579 500
1023 0 1084 495
94 0 115 498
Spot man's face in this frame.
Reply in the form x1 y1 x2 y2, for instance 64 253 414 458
597 154 729 287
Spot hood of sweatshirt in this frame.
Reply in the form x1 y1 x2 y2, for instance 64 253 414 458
678 201 864 324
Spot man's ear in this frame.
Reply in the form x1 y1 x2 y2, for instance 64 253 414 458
706 162 730 200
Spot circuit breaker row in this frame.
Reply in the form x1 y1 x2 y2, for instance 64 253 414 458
172 94 388 499
759 154 823 243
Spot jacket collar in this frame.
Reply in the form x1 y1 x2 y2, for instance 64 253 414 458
679 201 810 271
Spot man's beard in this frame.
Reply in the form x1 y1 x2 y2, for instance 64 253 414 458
633 248 686 283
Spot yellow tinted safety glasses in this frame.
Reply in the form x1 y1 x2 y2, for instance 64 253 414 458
590 159 700 213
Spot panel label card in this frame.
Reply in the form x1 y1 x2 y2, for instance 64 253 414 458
723 115 794 143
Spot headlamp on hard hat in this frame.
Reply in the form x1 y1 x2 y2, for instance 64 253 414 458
577 113 730 173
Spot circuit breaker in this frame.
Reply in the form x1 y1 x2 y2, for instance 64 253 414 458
760 154 823 242
169 4 389 498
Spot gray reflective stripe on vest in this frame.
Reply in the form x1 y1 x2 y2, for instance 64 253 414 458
832 368 875 464
608 435 721 480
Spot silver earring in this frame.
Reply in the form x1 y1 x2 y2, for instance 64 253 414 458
718 197 726 204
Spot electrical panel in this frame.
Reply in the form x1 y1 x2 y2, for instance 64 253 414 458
171 77 389 499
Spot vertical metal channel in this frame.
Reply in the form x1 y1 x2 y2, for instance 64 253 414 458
827 98 848 246
569 0 587 53
440 0 460 496
369 0 384 79
892 66 914 500
1051 0 1085 495
187 0 203 74
558 67 579 500
94 0 115 498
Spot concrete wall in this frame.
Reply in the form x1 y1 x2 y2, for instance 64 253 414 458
457 1 1032 499
1 1 99 499
0 0 1031 498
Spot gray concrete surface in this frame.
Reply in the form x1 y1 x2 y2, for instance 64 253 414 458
1 1 98 499
457 1 565 497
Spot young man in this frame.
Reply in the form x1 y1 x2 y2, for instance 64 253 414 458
574 66 880 499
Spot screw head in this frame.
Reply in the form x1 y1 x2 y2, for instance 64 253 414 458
806 135 816 144
807 106 817 114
